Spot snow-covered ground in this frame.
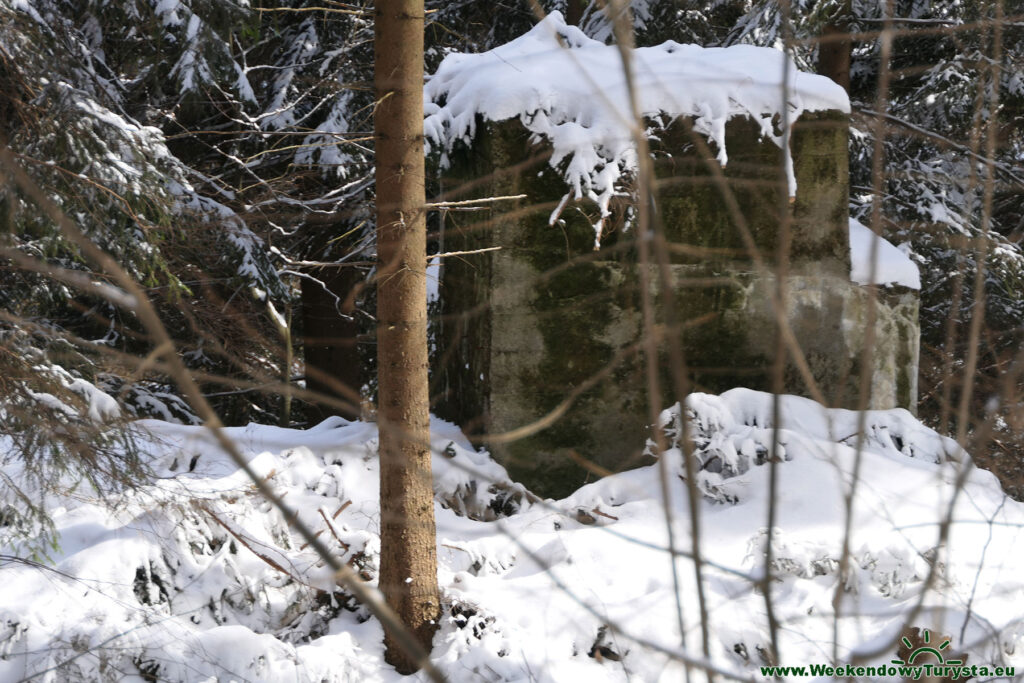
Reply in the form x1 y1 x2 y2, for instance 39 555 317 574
1 389 1023 682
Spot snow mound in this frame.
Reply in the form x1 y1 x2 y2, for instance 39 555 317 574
2 390 1023 682
0 416 526 682
849 218 921 289
425 11 849 245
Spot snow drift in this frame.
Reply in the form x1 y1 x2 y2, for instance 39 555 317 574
2 389 1022 681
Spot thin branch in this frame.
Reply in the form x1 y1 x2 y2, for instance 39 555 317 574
832 1 895 664
855 107 1024 189
430 246 502 259
606 5 699 681
423 194 527 208
253 5 368 15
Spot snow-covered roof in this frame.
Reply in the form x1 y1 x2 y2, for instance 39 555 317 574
425 11 850 244
849 218 921 289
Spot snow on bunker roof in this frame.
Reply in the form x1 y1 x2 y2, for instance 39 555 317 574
848 217 921 290
425 11 850 245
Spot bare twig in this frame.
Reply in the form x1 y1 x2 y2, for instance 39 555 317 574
606 5 701 682
423 194 527 208
832 0 895 664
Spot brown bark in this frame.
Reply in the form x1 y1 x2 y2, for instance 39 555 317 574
819 1 852 92
566 0 585 26
301 267 362 422
373 0 440 674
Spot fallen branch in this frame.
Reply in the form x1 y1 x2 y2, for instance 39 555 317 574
300 500 353 550
200 502 326 593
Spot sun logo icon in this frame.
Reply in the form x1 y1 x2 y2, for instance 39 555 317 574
892 628 963 667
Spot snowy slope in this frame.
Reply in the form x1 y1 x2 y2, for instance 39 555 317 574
1 390 1022 682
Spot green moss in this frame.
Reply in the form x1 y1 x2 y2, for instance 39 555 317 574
511 266 617 496
666 273 772 395
651 117 787 265
502 439 595 500
791 111 851 270
896 319 913 408
436 110 866 496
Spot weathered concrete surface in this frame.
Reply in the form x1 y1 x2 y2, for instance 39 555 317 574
435 113 919 498
652 113 851 276
707 270 920 411
846 285 920 412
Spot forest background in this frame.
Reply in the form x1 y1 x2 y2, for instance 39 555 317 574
1 0 1023 680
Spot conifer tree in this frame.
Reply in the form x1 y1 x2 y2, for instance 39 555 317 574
373 0 440 672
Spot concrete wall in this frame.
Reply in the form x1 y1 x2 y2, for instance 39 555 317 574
436 113 919 498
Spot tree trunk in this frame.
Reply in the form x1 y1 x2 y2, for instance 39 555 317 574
300 267 362 422
566 0 585 27
373 0 440 674
819 0 852 92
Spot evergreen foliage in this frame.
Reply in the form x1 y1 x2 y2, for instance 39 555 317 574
1 0 1021 483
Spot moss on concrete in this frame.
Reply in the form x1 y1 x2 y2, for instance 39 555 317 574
652 117 783 263
790 111 851 274
436 109 916 499
663 269 771 395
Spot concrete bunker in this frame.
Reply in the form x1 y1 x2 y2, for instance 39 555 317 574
427 16 920 498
